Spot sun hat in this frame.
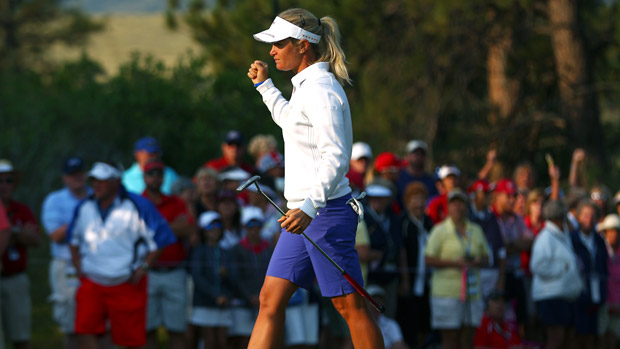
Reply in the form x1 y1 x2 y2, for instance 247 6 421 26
253 16 321 44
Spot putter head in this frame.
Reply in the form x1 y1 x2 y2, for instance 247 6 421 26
237 175 261 192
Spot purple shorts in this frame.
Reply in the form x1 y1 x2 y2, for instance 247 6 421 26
266 194 363 298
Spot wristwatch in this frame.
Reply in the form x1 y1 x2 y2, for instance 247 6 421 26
140 261 150 271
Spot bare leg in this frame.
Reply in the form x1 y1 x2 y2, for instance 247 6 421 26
247 276 298 348
216 327 228 349
440 329 459 349
78 335 98 349
460 326 475 349
63 334 79 349
168 331 186 349
545 325 567 349
145 330 158 349
331 293 384 349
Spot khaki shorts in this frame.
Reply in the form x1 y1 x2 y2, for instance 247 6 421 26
49 259 79 334
1 272 31 342
146 268 187 332
431 296 483 329
599 303 620 338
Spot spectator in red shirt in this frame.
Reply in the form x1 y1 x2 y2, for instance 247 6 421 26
427 165 461 224
474 291 523 349
0 159 41 349
142 159 196 349
203 130 255 174
346 142 373 195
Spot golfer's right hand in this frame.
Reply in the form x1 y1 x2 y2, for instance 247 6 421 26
248 60 268 84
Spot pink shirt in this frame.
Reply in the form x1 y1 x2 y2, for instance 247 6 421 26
0 201 9 231
608 245 620 307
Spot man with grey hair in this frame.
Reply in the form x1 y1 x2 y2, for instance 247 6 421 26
530 199 582 349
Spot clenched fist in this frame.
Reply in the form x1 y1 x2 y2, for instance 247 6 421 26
248 60 269 84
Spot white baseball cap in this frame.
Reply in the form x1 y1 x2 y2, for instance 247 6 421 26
406 140 428 153
241 206 265 226
199 211 222 229
597 214 620 232
89 162 122 180
351 142 373 160
365 184 392 198
218 167 250 182
253 16 321 44
437 165 461 180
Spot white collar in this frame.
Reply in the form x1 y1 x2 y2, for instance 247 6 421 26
291 62 329 90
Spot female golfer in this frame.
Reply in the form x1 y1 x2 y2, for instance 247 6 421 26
247 8 383 349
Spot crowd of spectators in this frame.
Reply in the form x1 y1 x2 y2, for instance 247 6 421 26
0 131 619 349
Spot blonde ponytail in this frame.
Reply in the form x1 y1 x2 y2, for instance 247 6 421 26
278 8 352 86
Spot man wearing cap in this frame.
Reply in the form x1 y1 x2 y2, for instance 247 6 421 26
363 183 402 318
0 159 41 349
230 206 273 349
365 284 408 349
204 130 255 174
41 156 93 347
141 159 195 349
426 165 461 225
467 179 506 299
397 140 439 205
425 189 489 349
122 136 179 195
490 178 533 330
346 142 373 194
68 161 177 348
598 214 620 348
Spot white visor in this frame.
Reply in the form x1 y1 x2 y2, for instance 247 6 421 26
253 16 321 44
89 162 122 180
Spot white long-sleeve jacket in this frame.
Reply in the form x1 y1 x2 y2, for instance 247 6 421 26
256 62 352 218
530 220 583 301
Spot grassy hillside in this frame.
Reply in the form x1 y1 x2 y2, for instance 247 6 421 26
50 14 202 75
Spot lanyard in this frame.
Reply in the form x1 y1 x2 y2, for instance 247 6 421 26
456 228 472 256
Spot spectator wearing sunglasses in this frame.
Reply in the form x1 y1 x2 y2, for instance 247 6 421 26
141 159 196 349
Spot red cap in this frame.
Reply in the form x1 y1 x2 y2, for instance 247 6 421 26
374 152 401 173
143 159 165 173
494 178 517 195
468 179 490 193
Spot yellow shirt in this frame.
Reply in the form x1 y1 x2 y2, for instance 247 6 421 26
355 220 370 285
424 218 489 299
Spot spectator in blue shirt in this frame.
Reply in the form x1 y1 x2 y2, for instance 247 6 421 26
122 137 179 195
41 156 92 348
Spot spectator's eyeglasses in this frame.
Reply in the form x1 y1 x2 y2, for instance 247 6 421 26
245 220 263 228
203 221 223 231
145 169 164 177
591 192 606 201
0 177 14 184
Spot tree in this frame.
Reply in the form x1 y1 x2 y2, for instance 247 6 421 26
0 0 103 70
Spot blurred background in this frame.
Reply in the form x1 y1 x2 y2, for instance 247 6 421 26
1 0 619 346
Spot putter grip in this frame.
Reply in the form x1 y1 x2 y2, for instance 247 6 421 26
342 272 386 313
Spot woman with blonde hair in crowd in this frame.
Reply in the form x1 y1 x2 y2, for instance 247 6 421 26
194 167 219 216
247 7 383 348
248 134 278 167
